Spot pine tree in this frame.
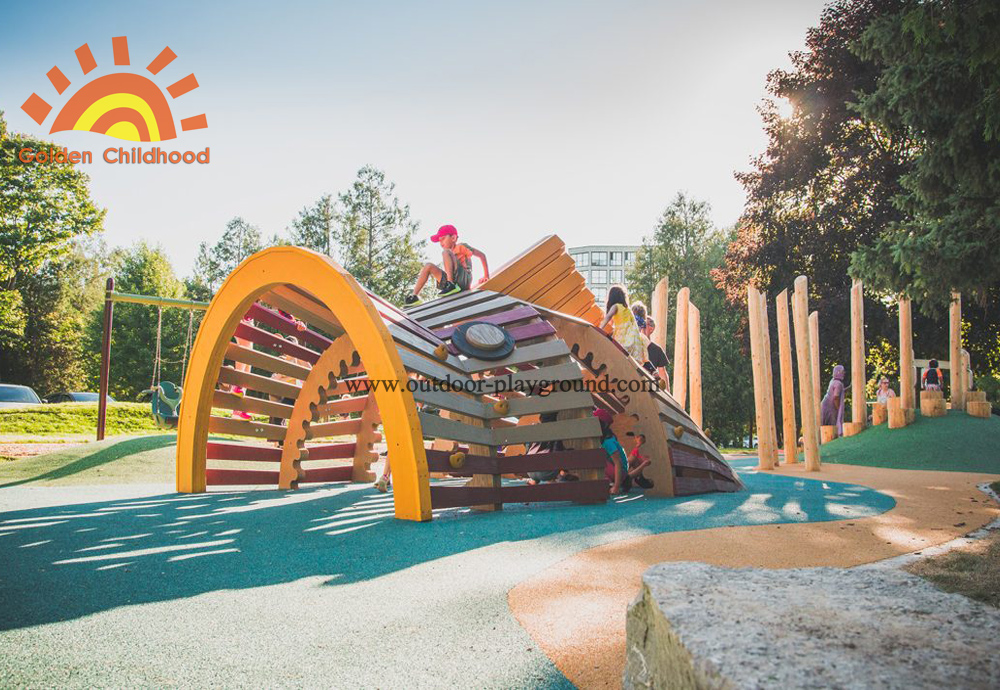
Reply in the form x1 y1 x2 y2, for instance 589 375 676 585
192 217 264 293
290 194 337 257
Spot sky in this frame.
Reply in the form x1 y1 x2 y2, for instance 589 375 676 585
1 0 828 277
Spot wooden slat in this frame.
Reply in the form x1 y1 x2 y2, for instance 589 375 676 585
560 289 602 321
206 468 278 485
418 295 521 329
218 366 301 400
263 286 345 338
390 324 466 370
301 442 356 461
413 387 488 418
418 412 492 445
479 362 583 394
493 416 600 445
206 441 281 462
520 254 577 302
315 395 369 417
307 418 363 439
671 444 740 484
405 289 504 319
398 348 474 386
431 305 540 339
673 476 739 496
208 415 288 441
461 339 571 374
245 302 332 350
213 391 294 419
548 275 590 311
482 389 594 419
479 235 566 293
368 291 454 343
327 376 371 397
234 322 321 365
506 320 557 342
300 466 353 483
425 448 605 475
225 342 311 381
429 480 607 509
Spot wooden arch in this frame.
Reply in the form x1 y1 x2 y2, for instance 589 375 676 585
175 247 432 521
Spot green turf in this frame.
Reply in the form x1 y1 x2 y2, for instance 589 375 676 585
811 410 1000 473
0 402 162 436
0 434 177 486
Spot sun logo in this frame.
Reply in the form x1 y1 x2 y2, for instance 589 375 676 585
20 36 206 143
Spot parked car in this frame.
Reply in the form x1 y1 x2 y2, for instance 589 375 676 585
0 384 43 408
44 391 115 404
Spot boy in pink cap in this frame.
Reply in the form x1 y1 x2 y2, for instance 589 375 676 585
405 224 489 305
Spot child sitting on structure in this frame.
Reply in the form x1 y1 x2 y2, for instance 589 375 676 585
922 359 943 391
627 434 654 489
405 224 489 305
594 408 630 495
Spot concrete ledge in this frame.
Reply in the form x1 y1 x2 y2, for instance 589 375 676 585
624 562 1000 689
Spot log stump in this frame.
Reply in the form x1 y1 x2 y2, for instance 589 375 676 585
872 402 887 425
920 390 946 418
888 397 907 429
967 391 987 403
820 425 838 444
967 401 992 418
843 422 865 437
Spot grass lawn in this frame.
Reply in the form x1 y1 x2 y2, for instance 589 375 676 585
0 434 177 486
907 530 1000 608
0 402 162 437
808 410 1000 473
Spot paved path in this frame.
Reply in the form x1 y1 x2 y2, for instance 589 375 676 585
0 461 893 688
510 459 1000 688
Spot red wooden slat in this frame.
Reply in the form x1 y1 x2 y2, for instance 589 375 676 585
431 305 540 339
234 322 320 364
429 480 608 509
301 465 353 483
302 442 357 460
206 441 281 462
246 302 332 350
425 448 606 475
206 468 278 485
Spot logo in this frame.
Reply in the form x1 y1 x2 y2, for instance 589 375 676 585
20 36 206 143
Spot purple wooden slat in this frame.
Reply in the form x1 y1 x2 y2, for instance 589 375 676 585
432 305 540 339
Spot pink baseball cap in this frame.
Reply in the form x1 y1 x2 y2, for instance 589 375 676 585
431 224 458 242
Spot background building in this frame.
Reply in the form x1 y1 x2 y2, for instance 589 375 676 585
567 244 640 304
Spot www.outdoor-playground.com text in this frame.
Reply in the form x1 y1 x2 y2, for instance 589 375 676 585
342 374 660 397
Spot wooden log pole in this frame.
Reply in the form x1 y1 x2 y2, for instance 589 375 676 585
850 279 866 429
887 396 906 429
688 302 703 428
747 286 775 470
775 289 798 462
898 297 915 413
872 402 887 425
809 310 821 432
97 277 115 441
651 277 669 354
949 292 965 411
792 277 821 470
758 291 779 468
673 287 690 408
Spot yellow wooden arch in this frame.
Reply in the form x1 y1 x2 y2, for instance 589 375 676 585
175 247 432 521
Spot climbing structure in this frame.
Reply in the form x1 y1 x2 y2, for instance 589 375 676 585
176 240 741 522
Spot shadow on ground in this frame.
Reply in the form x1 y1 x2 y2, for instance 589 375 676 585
0 436 176 488
0 458 894 631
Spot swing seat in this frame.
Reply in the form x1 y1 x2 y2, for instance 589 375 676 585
150 381 182 429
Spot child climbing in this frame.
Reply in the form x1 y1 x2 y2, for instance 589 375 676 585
405 224 489 306
922 359 943 391
594 408 630 495
820 364 847 437
598 285 645 362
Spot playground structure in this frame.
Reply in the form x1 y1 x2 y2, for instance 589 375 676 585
746 278 994 469
172 236 740 521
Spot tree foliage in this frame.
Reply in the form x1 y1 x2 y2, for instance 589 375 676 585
192 217 263 293
334 166 425 304
850 0 1000 308
289 194 337 257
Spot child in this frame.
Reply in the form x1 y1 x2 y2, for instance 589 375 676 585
594 408 630 495
628 434 654 489
637 315 670 388
922 359 943 391
598 285 645 362
405 224 489 305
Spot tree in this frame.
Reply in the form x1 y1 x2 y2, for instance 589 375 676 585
290 194 337 257
191 217 263 293
85 243 195 399
0 111 106 388
850 0 1000 309
334 166 425 304
628 195 754 447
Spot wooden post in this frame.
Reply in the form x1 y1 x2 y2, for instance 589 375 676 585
688 302 702 428
792 277 821 471
949 292 964 411
899 297 915 413
809 310 821 431
775 290 798 462
850 280 866 428
673 287 690 408
758 291 779 468
651 277 669 354
747 286 775 470
887 396 906 429
97 277 115 441
872 402 887 425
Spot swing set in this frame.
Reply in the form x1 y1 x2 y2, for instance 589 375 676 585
96 277 209 440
